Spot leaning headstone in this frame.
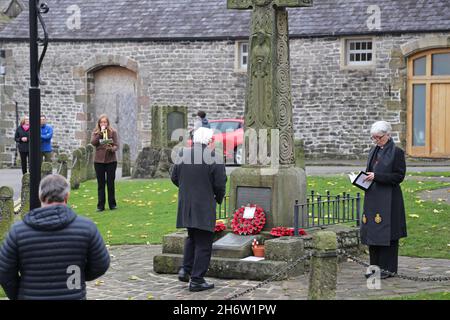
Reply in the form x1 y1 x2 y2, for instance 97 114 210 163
79 147 88 182
86 144 96 180
57 153 69 178
70 149 82 190
41 161 53 177
308 231 338 300
122 144 131 177
132 147 172 179
154 148 172 179
0 186 14 240
19 173 30 217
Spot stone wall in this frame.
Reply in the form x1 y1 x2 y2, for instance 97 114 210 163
0 32 448 166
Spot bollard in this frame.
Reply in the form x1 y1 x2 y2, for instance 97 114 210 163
57 153 69 178
79 147 88 182
0 186 14 241
308 231 338 300
41 161 53 177
86 144 96 180
19 173 30 217
122 144 131 177
70 149 82 190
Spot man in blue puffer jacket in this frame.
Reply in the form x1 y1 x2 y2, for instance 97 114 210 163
0 174 110 300
40 114 53 162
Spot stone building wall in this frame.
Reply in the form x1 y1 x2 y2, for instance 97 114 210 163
0 32 448 166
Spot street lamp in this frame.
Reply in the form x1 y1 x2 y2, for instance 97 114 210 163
29 0 49 209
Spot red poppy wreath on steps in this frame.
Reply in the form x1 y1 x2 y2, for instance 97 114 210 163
231 204 266 235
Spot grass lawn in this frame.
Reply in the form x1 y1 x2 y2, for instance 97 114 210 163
0 288 5 298
67 174 450 259
384 291 450 300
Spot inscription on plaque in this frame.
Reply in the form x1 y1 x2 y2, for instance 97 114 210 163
236 187 271 214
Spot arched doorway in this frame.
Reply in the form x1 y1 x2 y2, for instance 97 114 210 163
407 48 450 158
93 66 139 161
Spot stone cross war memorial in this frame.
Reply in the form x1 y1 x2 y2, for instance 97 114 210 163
228 0 311 230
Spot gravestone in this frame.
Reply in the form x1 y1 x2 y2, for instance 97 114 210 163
57 153 69 178
41 162 53 177
85 144 96 180
70 149 82 190
228 0 310 230
151 106 188 148
0 186 14 240
79 147 88 182
122 144 131 177
19 173 30 217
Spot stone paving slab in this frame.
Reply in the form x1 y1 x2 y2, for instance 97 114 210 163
85 245 450 300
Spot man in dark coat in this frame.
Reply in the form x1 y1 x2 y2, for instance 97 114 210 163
361 121 407 279
0 174 110 300
171 127 227 292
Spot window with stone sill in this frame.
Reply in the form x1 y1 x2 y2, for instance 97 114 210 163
346 39 374 66
237 41 249 71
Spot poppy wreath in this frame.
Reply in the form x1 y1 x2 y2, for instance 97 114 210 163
231 204 266 235
214 220 227 233
269 227 307 237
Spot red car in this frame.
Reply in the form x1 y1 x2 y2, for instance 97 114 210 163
188 119 244 164
209 119 244 165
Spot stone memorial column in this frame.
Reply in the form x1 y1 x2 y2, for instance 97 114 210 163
227 0 311 229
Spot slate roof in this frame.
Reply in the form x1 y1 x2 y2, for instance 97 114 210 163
0 0 449 40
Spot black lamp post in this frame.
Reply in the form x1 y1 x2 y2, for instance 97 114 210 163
28 0 49 209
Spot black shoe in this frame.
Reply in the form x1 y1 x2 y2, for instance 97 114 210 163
178 268 190 283
96 208 105 212
189 281 214 292
110 206 117 210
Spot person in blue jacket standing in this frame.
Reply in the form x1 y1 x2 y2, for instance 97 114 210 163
40 114 53 163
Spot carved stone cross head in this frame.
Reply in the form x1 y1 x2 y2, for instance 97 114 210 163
227 0 313 10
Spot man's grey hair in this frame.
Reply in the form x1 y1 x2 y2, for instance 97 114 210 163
39 174 70 203
370 121 392 136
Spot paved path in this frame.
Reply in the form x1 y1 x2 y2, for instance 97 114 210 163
86 245 450 300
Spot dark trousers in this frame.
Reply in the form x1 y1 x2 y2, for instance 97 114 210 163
42 152 52 163
19 152 29 174
94 162 117 209
182 228 214 283
369 240 399 273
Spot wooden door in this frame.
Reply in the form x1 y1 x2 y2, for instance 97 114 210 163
407 48 450 158
431 84 450 156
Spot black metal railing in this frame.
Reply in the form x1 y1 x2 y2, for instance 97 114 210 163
294 191 361 234
216 195 229 220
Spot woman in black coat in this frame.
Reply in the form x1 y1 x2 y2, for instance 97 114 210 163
361 121 407 279
14 116 30 174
